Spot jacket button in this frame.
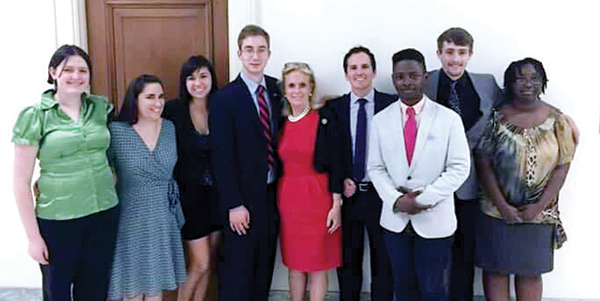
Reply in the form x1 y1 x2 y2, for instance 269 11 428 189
407 176 412 180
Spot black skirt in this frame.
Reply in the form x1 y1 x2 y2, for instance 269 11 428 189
475 212 554 276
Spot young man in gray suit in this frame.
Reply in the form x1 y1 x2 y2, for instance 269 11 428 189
423 27 502 301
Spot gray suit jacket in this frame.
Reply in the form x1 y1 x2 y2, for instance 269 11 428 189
424 69 503 200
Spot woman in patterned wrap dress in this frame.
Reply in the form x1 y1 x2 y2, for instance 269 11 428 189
107 75 186 301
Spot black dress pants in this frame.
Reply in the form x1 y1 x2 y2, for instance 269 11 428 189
337 189 393 301
38 206 119 301
219 185 279 301
449 198 478 301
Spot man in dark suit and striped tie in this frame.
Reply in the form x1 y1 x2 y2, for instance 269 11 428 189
210 24 283 301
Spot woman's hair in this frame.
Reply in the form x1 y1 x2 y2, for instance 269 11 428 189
47 44 93 89
281 62 316 110
117 74 164 125
504 57 548 101
178 55 218 102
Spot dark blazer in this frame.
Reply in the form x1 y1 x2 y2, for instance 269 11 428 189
424 69 503 200
324 90 396 182
209 74 283 219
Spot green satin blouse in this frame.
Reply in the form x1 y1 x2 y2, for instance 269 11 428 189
12 91 118 220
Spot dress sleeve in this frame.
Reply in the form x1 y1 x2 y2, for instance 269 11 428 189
475 109 498 157
554 113 576 164
12 106 42 146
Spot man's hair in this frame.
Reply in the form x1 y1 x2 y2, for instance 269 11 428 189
342 46 376 74
392 48 426 72
237 25 270 50
437 27 474 51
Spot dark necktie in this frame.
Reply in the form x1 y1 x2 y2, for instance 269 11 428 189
404 107 417 165
448 81 462 116
256 85 274 171
353 98 367 181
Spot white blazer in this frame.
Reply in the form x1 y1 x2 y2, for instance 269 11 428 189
367 96 470 239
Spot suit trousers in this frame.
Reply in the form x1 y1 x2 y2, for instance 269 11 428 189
449 198 478 301
38 206 119 301
384 224 453 301
219 184 279 301
337 189 393 301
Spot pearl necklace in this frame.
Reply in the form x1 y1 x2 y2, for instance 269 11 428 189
288 106 311 122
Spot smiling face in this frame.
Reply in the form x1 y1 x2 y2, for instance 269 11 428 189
345 52 376 96
392 60 426 106
186 67 212 101
137 83 165 122
49 55 90 96
512 64 543 103
238 35 271 79
437 41 472 80
283 70 311 112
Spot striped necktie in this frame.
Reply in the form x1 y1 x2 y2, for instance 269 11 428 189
256 85 275 170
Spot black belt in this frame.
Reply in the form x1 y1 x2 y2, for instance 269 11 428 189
358 181 375 192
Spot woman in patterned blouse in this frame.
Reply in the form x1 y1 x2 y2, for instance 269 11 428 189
475 58 576 301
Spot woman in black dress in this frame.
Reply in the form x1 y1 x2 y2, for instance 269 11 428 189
163 55 222 301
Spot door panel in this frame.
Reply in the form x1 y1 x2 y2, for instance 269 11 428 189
87 0 229 108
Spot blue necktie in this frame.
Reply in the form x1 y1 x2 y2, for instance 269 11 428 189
353 98 367 181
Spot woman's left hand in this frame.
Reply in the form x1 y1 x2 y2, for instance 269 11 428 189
518 203 543 222
326 205 341 234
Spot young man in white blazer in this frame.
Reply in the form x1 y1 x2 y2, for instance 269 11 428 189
367 48 470 301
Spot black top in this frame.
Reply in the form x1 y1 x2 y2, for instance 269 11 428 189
437 70 481 131
163 99 212 189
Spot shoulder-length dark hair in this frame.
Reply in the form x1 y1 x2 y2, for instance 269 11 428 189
503 57 548 101
117 74 164 125
47 44 93 91
178 55 218 103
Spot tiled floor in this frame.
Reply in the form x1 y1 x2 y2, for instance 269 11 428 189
0 289 591 301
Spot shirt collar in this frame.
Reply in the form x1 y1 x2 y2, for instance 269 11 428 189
350 89 375 104
399 95 426 116
39 90 89 111
240 71 267 94
440 69 470 88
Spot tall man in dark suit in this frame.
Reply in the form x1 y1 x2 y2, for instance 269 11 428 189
326 46 395 301
423 27 503 301
210 24 282 301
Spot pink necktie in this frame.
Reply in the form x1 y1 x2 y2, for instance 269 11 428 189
404 107 417 165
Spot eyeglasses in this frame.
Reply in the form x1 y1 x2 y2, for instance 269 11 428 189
241 47 269 57
515 77 543 85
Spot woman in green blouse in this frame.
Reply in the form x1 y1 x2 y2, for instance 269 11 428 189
12 45 119 301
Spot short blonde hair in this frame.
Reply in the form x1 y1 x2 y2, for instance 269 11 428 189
281 62 316 110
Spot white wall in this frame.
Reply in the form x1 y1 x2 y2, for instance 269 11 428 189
1 0 598 299
228 0 600 299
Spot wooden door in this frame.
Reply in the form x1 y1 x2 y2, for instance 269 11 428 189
87 0 228 108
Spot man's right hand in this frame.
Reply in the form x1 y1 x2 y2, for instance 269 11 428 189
343 178 357 198
229 205 250 235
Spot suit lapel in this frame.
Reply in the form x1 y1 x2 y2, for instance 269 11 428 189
340 93 352 149
425 70 440 101
374 90 388 113
470 72 492 112
408 98 436 173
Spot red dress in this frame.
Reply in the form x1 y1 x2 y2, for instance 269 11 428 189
277 110 342 272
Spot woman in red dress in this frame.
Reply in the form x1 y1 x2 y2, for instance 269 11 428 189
278 62 343 301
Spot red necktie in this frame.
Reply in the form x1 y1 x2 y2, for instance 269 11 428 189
404 107 417 165
257 85 275 170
